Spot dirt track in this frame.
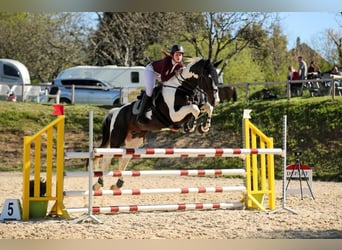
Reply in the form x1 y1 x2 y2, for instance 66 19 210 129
0 172 341 239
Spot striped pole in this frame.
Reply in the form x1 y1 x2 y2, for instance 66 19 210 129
66 202 244 214
64 185 246 197
91 147 283 159
65 148 283 160
64 169 246 178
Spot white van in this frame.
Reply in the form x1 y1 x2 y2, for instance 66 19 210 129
0 59 31 85
55 65 145 89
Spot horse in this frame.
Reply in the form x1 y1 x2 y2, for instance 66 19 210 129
92 57 221 190
218 84 237 103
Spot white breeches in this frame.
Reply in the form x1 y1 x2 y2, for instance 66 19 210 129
144 63 161 97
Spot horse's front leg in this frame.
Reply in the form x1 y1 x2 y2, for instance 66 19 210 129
170 104 201 132
183 115 197 133
198 102 214 133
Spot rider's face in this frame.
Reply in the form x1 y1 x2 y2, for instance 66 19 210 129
173 52 183 63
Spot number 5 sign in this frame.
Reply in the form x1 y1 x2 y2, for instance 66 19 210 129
0 199 22 221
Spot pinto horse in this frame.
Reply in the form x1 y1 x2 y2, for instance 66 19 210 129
92 57 221 190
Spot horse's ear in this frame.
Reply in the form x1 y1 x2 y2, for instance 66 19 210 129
213 60 223 68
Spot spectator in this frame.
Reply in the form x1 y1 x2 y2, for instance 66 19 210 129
288 65 299 80
329 65 342 88
331 65 339 75
307 61 321 79
297 56 308 80
288 65 301 96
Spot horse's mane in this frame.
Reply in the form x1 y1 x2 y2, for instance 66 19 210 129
184 57 202 67
178 57 204 81
163 57 203 85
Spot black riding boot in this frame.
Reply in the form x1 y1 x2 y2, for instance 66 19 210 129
137 94 151 125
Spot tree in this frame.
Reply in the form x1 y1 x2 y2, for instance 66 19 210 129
0 12 90 83
87 12 185 66
180 12 272 80
224 47 265 83
326 29 342 65
253 24 289 82
87 12 286 83
312 13 342 68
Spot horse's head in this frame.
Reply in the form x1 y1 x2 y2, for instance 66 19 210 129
181 58 221 106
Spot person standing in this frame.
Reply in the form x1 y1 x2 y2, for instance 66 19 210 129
297 56 308 80
288 65 299 80
287 65 300 95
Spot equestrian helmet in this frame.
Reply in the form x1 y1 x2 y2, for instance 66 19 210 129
170 44 184 54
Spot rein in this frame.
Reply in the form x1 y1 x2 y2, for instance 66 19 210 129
174 66 209 97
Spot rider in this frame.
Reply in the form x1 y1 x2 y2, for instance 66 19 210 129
137 44 185 125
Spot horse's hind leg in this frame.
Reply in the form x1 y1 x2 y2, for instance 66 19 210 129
93 108 118 190
110 158 131 190
93 157 111 191
92 136 111 191
110 136 144 190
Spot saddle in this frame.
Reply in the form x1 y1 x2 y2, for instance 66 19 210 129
133 85 163 115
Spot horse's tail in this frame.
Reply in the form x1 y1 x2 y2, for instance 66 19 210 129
232 87 238 102
99 108 117 148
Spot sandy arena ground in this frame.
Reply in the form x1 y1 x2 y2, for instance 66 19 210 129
0 171 341 239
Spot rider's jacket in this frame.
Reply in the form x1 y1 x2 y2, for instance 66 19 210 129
151 56 184 82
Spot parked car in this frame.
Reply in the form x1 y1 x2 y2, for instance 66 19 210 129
47 78 121 105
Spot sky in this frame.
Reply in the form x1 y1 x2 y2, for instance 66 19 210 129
278 12 341 50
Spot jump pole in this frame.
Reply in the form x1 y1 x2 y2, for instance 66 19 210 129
66 202 243 214
268 115 297 215
65 148 283 159
64 169 246 177
63 186 246 197
71 110 103 224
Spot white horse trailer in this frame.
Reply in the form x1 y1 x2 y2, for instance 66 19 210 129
0 59 31 85
56 65 145 88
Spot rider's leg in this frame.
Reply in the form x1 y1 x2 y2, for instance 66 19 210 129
137 64 155 125
137 92 151 124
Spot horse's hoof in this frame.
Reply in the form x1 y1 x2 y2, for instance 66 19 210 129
92 183 102 191
184 124 196 133
188 127 196 133
198 125 210 134
116 178 124 188
110 184 120 190
97 177 104 186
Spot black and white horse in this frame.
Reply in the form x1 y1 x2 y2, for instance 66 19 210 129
92 57 221 190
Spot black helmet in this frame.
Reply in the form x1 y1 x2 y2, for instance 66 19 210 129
170 44 184 54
